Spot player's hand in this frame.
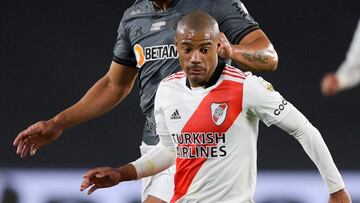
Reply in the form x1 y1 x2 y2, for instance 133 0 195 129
13 119 63 158
80 167 123 195
321 72 340 96
328 189 352 203
218 32 234 59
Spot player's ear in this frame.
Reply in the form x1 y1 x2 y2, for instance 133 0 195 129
216 34 221 50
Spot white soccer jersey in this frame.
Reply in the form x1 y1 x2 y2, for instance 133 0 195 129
131 63 344 202
154 65 292 203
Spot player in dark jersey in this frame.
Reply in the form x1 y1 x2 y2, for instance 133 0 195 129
13 0 278 202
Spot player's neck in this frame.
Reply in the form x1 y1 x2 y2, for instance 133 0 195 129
151 0 173 11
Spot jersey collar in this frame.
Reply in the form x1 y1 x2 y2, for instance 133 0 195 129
150 0 180 12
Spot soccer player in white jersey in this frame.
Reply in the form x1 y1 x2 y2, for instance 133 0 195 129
321 19 360 96
80 11 351 203
14 0 278 202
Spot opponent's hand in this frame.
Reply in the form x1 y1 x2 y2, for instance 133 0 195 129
321 72 340 96
218 32 234 59
329 189 352 203
80 167 123 195
13 119 63 158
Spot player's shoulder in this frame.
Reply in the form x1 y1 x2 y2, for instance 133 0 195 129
243 74 275 94
123 0 153 18
159 71 186 87
162 71 186 82
221 64 250 83
157 71 186 97
211 0 243 4
208 0 244 10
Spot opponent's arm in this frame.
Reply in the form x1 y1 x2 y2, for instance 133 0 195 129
275 107 351 202
219 29 278 71
13 62 138 158
51 61 138 130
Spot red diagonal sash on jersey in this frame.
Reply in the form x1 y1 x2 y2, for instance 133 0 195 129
171 80 244 202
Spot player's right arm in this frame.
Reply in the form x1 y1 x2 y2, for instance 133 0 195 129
80 83 176 195
13 62 138 158
79 136 176 195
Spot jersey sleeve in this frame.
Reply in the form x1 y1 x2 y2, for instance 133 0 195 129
112 13 137 67
154 82 170 135
275 107 345 193
243 75 293 126
336 19 360 90
211 0 260 44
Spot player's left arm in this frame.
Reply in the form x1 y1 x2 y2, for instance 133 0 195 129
219 29 278 71
244 75 351 201
275 106 350 200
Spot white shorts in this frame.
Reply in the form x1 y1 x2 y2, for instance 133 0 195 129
140 142 175 202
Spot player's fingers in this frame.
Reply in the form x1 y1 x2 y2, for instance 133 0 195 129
14 123 40 146
30 144 38 156
80 179 93 191
13 131 27 146
16 138 28 155
83 169 101 179
95 172 106 178
87 185 98 195
20 141 32 158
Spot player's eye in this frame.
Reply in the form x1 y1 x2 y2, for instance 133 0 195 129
201 48 209 54
183 47 192 54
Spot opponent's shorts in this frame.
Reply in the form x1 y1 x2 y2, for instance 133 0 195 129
140 142 175 202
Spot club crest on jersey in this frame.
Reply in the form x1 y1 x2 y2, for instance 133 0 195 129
211 103 228 126
133 44 178 68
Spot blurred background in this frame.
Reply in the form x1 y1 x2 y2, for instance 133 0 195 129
1 0 359 202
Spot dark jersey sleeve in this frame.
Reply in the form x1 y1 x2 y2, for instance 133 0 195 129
112 13 137 67
212 0 260 44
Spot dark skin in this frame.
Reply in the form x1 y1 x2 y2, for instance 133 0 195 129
175 31 220 87
13 0 277 160
152 0 278 71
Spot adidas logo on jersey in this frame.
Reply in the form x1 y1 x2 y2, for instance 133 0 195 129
170 109 181 120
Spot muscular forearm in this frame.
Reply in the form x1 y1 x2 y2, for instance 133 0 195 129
230 38 278 71
52 75 132 131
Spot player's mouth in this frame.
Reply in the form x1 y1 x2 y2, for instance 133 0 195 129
187 66 205 75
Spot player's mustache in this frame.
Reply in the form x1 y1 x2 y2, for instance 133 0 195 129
188 65 205 70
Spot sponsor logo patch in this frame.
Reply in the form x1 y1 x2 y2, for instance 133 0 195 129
133 44 178 68
258 77 274 91
150 21 166 31
274 99 288 115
